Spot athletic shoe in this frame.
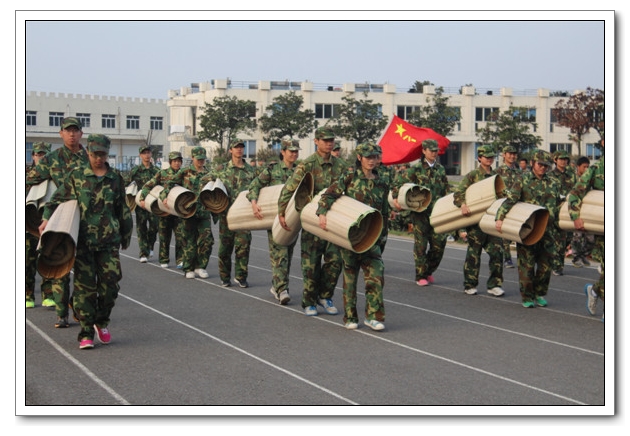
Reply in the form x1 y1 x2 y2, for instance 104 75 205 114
427 275 435 284
345 321 359 330
270 287 279 300
176 262 183 269
278 290 290 305
552 270 563 276
42 298 56 307
55 316 69 328
535 296 548 307
185 271 195 279
522 300 535 308
364 319 385 331
194 268 209 278
304 305 318 316
487 287 505 297
221 281 231 287
572 258 584 268
161 263 169 268
464 288 477 295
94 325 111 344
581 257 591 266
584 284 597 316
140 256 148 263
317 298 338 315
416 279 429 287
234 278 249 288
26 300 35 309
79 338 94 349
504 259 515 268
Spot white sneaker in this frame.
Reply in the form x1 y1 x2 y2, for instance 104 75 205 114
177 262 183 269
161 263 169 268
487 287 505 297
194 268 209 278
278 290 290 305
140 256 148 263
364 319 385 331
345 321 359 330
185 271 195 279
317 298 338 315
464 288 478 295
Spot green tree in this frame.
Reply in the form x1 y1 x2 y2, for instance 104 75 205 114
477 105 543 154
258 91 318 146
327 91 389 145
197 96 257 150
408 80 434 93
552 87 605 156
407 86 461 137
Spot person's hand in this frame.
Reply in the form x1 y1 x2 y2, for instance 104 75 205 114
140 200 146 209
163 198 168 206
495 220 503 233
279 215 290 231
319 214 327 230
251 200 263 220
574 218 585 231
38 219 48 236
461 204 471 216
393 199 402 211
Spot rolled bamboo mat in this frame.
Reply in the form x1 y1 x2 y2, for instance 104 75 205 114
272 172 314 245
157 185 197 218
125 181 138 212
430 174 505 234
301 191 383 253
37 199 80 279
26 180 56 237
388 183 432 212
479 198 549 245
200 179 229 214
228 184 284 231
140 186 170 217
558 190 604 235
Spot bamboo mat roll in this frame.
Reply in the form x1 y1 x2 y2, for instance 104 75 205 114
37 199 80 279
558 190 604 235
227 184 284 231
200 178 229 214
479 198 549 245
125 181 138 212
388 183 432 212
272 172 314 246
26 180 56 237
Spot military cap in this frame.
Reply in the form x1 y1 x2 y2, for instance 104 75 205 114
422 139 439 151
503 145 517 153
553 150 570 160
477 145 496 158
532 149 553 166
356 142 381 157
281 138 301 151
168 151 183 161
139 145 152 153
315 127 335 140
60 117 82 130
230 139 245 149
332 140 341 151
87 134 111 154
191 146 207 160
32 141 51 154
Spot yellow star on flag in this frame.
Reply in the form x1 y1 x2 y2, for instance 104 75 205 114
395 123 406 137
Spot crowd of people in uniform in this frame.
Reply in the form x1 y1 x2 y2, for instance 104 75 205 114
25 118 605 350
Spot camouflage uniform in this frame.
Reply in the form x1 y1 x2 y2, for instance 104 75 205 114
549 151 577 273
278 128 348 309
26 117 89 320
125 146 159 260
202 140 256 285
495 145 522 265
247 141 299 298
42 134 133 343
391 139 451 283
317 143 388 326
376 159 392 253
453 145 504 293
138 152 184 267
496 150 562 306
568 154 605 301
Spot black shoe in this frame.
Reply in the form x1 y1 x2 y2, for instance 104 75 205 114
234 278 249 288
55 316 69 328
221 281 231 287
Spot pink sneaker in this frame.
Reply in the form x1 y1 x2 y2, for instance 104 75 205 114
79 338 94 349
427 275 435 284
94 325 111 344
416 279 429 286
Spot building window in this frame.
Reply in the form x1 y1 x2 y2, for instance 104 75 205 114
315 104 340 119
150 116 163 130
49 112 64 127
397 106 420 120
77 113 91 128
475 107 499 122
586 143 602 161
550 143 572 155
26 111 37 126
26 141 34 165
243 140 256 159
126 115 140 130
102 114 116 129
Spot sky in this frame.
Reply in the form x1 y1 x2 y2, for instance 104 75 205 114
20 10 611 101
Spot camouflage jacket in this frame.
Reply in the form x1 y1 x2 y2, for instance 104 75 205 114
495 163 521 194
550 167 577 197
201 159 256 208
567 155 605 221
42 163 133 250
247 160 295 201
453 167 501 208
391 158 450 213
26 145 89 194
125 163 159 190
495 170 562 224
278 153 348 216
138 166 181 202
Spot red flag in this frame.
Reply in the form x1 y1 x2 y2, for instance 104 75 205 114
377 115 450 165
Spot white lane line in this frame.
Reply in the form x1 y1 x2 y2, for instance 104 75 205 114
26 319 130 405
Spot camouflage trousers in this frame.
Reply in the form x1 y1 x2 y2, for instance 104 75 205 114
515 230 556 302
26 232 52 302
177 215 214 273
571 230 595 260
49 274 71 318
299 231 342 308
502 239 513 261
135 208 158 258
340 245 385 324
411 212 447 281
217 215 251 282
158 215 182 265
267 230 296 295
552 227 571 271
463 225 503 290
72 245 122 342
592 235 605 300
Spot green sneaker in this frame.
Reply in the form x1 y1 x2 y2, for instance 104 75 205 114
26 300 35 309
535 296 548 307
42 298 56 307
522 300 535 308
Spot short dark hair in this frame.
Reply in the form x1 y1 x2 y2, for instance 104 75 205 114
577 156 590 166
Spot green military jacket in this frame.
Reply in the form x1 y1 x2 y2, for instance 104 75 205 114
550 167 577 197
138 166 181 202
247 160 295 201
567 156 605 221
453 167 501 208
26 145 89 193
495 163 522 194
125 163 159 190
201 159 256 208
42 163 133 251
391 158 450 213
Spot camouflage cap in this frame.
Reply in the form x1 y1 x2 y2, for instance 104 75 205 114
553 150 570 160
139 145 152 153
87 134 111 154
477 145 496 158
168 151 183 161
230 139 245 149
60 117 83 130
422 139 439 151
32 141 51 154
356 142 381 157
315 127 335 140
332 140 341 150
191 146 207 160
281 138 301 151
503 145 517 153
532 149 553 166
